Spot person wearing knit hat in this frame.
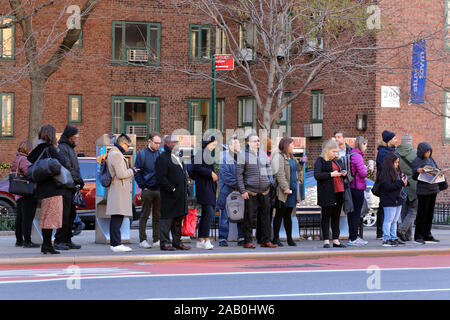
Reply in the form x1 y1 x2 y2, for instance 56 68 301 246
62 125 79 139
382 130 396 144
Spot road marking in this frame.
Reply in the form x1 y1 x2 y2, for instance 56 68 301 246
148 288 450 300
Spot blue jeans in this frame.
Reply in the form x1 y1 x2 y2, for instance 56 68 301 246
383 206 402 242
219 209 244 242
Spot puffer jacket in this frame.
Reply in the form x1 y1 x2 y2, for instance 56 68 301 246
412 142 440 195
236 147 274 194
11 152 31 177
349 148 367 190
396 143 417 201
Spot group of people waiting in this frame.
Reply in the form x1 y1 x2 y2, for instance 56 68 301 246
11 124 445 254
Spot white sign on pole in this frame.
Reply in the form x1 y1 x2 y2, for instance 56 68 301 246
381 86 400 108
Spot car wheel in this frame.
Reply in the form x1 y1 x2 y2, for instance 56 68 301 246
0 200 16 217
362 209 377 227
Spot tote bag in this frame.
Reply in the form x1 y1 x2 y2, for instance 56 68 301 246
181 209 198 237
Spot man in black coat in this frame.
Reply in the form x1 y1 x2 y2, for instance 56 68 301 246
54 125 84 250
155 135 191 251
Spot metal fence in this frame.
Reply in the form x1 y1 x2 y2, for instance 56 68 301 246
433 203 450 225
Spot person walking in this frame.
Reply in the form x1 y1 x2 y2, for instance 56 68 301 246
105 134 136 252
27 125 67 254
217 137 244 247
412 142 442 244
135 132 162 249
193 135 218 250
347 136 369 246
236 133 277 249
271 137 302 246
54 125 84 250
314 139 347 249
11 141 39 248
375 130 398 239
155 135 191 251
378 152 408 247
396 134 418 242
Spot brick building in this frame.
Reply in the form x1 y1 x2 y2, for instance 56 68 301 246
0 0 449 197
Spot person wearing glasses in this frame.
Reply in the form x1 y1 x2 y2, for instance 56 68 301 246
135 132 162 249
236 133 277 249
106 134 138 252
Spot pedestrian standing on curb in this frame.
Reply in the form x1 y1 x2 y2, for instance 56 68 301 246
271 137 302 247
375 130 398 239
54 125 84 251
135 132 162 249
106 134 136 252
397 134 418 242
11 141 39 248
334 130 352 159
155 135 191 251
236 133 277 249
217 137 244 247
193 135 218 250
412 142 442 244
347 136 369 247
314 139 347 249
379 152 407 247
27 125 67 255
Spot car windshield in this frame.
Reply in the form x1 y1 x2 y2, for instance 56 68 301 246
79 160 97 180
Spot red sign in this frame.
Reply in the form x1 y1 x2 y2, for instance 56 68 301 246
215 54 234 70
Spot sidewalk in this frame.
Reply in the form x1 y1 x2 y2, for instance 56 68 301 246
1 226 450 265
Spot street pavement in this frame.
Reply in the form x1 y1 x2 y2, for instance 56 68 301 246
1 226 450 265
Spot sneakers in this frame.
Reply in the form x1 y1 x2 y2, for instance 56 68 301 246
425 237 440 244
139 240 152 249
414 238 426 245
347 240 359 247
110 245 132 252
197 239 214 250
219 240 228 247
393 239 405 246
355 237 368 245
152 240 160 247
382 240 394 247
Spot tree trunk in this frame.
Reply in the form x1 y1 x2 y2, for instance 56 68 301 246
28 77 46 144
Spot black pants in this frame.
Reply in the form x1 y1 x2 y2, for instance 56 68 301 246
54 189 76 244
159 216 184 247
273 201 294 242
15 196 37 243
320 192 343 240
244 193 271 244
198 205 214 238
110 215 124 247
348 189 364 241
414 193 437 241
376 206 384 238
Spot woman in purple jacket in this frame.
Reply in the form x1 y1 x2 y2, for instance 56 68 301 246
347 136 369 246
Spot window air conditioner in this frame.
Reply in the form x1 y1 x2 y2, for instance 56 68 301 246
239 48 254 61
303 37 324 53
127 49 149 62
126 125 147 138
304 123 323 137
277 44 286 58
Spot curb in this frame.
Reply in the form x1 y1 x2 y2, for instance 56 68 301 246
1 247 450 266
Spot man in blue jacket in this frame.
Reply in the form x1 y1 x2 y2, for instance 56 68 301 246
135 132 162 249
217 137 244 247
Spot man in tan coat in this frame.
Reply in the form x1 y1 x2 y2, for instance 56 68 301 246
106 134 136 252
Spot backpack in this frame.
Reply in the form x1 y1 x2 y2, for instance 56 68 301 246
226 191 245 222
341 152 358 184
99 150 112 188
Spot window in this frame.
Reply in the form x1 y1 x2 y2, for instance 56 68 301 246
69 95 82 123
0 16 14 60
0 93 13 137
238 97 256 128
215 27 227 54
190 25 211 60
239 21 257 60
111 96 160 139
112 21 160 65
276 94 292 137
216 98 225 132
444 90 450 141
311 90 324 122
189 99 210 133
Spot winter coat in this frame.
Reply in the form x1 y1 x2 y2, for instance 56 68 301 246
217 149 238 210
376 144 395 178
27 142 67 200
271 150 302 203
396 143 417 201
193 148 217 206
58 134 84 190
155 145 189 219
379 177 404 207
236 147 274 194
11 152 31 177
134 147 161 190
314 157 345 207
349 148 367 190
105 146 134 217
412 142 440 196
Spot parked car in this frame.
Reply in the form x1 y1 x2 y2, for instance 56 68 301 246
0 157 142 228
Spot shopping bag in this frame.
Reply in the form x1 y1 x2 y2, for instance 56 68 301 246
181 209 198 237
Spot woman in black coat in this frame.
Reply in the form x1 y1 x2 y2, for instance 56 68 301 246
27 125 67 254
314 139 347 248
193 136 218 250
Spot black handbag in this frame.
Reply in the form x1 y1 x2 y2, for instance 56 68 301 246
439 179 448 191
8 158 35 197
371 179 381 197
26 148 61 183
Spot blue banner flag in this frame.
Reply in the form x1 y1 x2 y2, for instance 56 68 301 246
410 40 427 104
